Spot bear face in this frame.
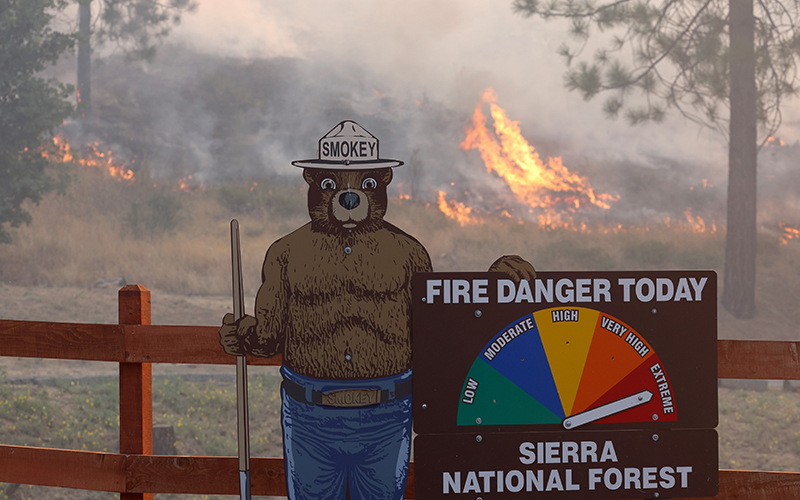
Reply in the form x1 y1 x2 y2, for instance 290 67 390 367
303 168 393 234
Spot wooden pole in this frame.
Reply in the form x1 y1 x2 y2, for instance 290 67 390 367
119 285 153 500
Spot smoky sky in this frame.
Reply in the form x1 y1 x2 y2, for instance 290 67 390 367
168 0 739 166
50 0 800 227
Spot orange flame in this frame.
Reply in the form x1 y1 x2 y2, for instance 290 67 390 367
662 209 718 234
42 134 74 163
460 89 618 217
175 175 206 192
766 136 785 147
438 191 483 226
396 182 411 201
684 208 717 234
45 134 135 183
84 141 135 181
45 133 209 192
779 222 800 245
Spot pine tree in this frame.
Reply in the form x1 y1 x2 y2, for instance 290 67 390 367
513 0 800 318
75 0 198 117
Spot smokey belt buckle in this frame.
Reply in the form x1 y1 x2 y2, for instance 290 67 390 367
320 389 381 407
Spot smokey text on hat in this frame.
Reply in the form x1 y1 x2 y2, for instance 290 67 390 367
291 120 403 169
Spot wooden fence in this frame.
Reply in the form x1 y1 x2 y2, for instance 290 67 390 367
0 284 799 499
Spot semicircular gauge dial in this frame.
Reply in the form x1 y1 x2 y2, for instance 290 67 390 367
456 307 677 428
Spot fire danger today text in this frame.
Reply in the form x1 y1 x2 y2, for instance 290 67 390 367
442 440 694 496
424 277 708 305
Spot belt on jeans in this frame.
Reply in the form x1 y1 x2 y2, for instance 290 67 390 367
282 377 412 407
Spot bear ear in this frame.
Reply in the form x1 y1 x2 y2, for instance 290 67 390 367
379 168 393 185
302 168 316 185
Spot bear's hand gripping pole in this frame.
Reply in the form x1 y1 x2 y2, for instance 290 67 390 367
230 219 251 500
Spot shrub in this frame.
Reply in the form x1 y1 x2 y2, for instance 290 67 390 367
215 179 307 218
126 192 185 237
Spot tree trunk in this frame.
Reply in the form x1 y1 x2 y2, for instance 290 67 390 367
722 0 757 318
77 1 91 119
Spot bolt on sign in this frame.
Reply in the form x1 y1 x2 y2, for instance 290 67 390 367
412 271 718 499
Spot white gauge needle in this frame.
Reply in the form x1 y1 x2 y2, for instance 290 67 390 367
562 390 653 429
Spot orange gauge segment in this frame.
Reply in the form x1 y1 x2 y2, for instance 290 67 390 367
571 314 654 415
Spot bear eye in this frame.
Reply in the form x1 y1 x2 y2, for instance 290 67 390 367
362 177 377 190
320 178 336 190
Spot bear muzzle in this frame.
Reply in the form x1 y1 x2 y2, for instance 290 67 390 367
332 188 369 227
339 192 360 210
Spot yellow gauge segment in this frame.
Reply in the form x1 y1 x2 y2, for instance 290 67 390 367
533 307 600 416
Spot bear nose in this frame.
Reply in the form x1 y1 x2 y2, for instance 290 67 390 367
339 192 360 210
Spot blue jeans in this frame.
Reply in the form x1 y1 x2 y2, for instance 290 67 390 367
280 366 412 500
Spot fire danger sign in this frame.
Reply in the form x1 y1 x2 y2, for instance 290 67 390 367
411 271 718 499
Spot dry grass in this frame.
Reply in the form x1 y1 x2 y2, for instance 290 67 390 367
0 163 307 297
2 159 800 342
718 387 800 472
0 372 283 500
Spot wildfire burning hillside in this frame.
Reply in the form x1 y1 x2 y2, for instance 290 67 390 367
437 190 484 226
44 134 135 182
457 89 618 222
43 133 204 193
440 89 726 234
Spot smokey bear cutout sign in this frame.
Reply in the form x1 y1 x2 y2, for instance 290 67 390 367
219 120 536 500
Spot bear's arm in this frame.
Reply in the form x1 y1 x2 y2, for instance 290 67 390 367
249 239 289 358
385 222 432 275
410 238 433 274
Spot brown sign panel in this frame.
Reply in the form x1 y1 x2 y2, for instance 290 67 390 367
414 429 718 499
412 271 717 435
411 271 718 499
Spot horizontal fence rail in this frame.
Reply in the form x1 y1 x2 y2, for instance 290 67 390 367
0 321 281 366
1 285 799 499
7 320 800 378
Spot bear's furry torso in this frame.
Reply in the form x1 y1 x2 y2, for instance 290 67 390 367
250 169 432 380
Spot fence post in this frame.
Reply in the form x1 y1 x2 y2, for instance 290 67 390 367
119 285 153 500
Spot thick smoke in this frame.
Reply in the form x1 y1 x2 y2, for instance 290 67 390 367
52 0 800 228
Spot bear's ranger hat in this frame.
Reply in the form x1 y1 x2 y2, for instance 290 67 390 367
291 120 403 170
